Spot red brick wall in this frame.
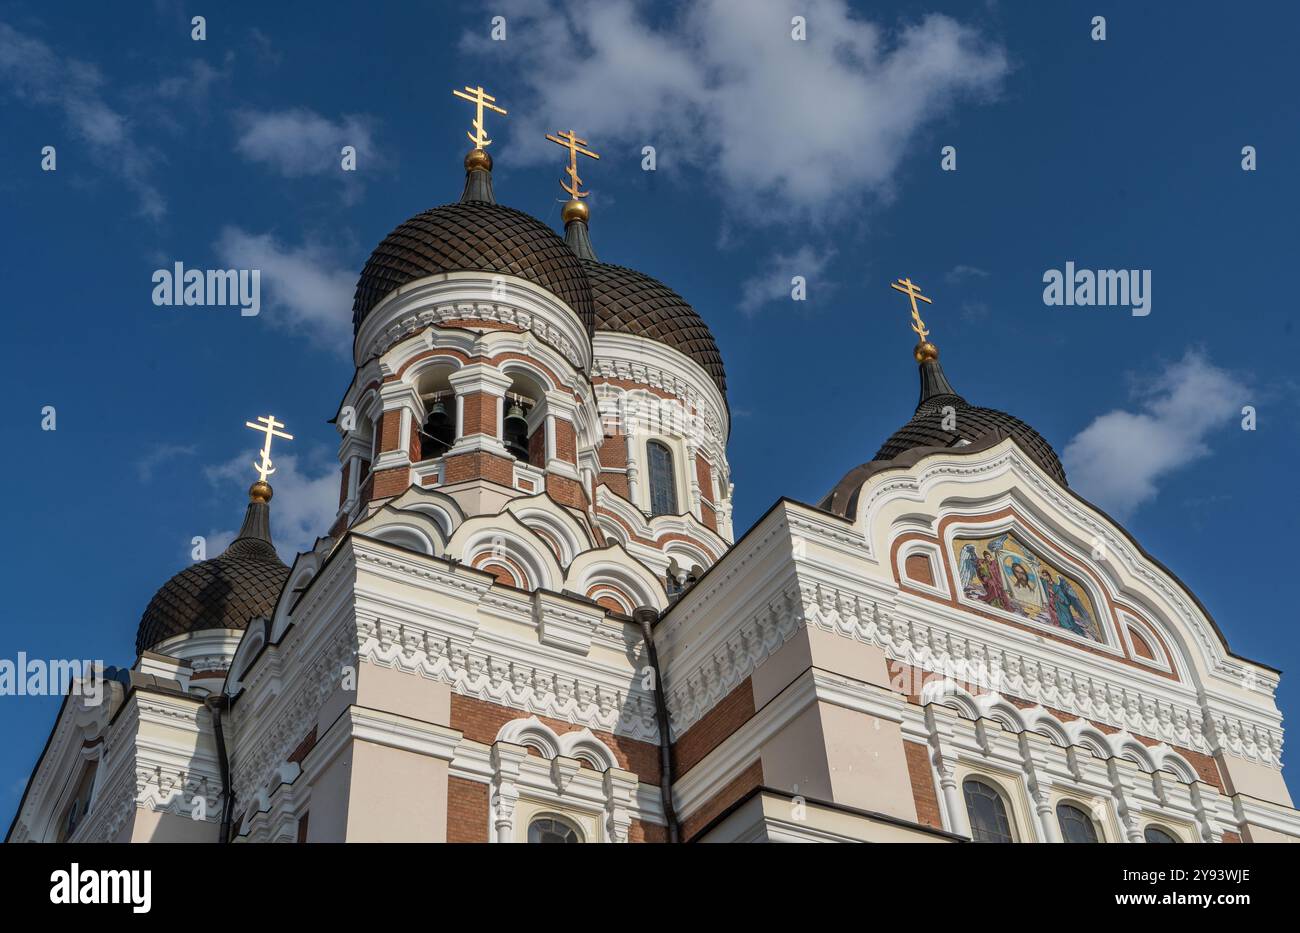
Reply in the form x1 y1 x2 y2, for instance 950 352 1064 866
695 454 712 502
554 419 577 463
701 502 718 532
599 472 630 499
629 819 668 843
408 419 421 463
905 553 935 586
451 694 661 785
547 474 587 510
379 409 403 452
599 433 628 469
1129 628 1156 660
528 422 546 467
672 677 755 776
370 467 409 500
1222 830 1242 844
461 391 497 438
443 451 514 486
681 759 764 841
479 562 519 586
904 740 942 829
338 461 350 507
447 776 489 843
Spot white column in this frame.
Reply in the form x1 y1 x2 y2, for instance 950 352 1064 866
603 769 638 843
1020 734 1062 842
447 364 513 456
626 438 641 505
1107 760 1147 843
926 708 971 838
490 741 528 843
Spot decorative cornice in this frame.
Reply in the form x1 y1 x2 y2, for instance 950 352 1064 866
356 272 592 373
660 568 1284 769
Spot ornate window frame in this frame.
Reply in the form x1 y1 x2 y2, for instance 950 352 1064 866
487 717 639 844
895 538 950 599
1120 610 1175 674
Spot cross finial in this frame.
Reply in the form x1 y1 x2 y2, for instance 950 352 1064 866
545 129 600 199
453 85 507 149
245 414 293 484
889 277 934 343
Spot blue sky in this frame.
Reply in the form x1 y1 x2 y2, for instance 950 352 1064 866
3 1 1298 823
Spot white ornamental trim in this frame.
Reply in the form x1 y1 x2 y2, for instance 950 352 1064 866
661 575 1283 769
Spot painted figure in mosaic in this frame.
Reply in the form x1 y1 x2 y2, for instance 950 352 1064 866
977 549 1012 610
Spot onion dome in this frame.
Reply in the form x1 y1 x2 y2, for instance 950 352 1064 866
135 482 289 657
822 340 1066 516
561 200 727 395
352 149 594 334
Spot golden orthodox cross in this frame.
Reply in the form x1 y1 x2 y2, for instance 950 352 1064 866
452 85 507 149
890 277 933 342
245 414 293 483
545 129 600 199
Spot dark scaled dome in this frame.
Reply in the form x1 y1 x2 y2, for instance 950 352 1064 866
583 259 727 395
822 347 1066 517
561 204 727 396
352 152 594 334
135 486 288 657
874 377 1066 485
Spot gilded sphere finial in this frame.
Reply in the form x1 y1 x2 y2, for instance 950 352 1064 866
561 199 589 225
914 341 939 363
249 480 273 504
464 148 492 172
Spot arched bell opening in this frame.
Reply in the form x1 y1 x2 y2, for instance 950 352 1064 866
415 365 456 462
504 371 546 467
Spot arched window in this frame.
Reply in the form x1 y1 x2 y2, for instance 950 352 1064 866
963 778 1014 843
56 761 98 843
647 441 678 517
527 815 582 844
1057 802 1101 843
1144 825 1179 844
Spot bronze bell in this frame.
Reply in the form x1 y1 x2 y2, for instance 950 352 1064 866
420 395 454 458
504 400 530 461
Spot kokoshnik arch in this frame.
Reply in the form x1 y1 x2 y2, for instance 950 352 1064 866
9 86 1299 845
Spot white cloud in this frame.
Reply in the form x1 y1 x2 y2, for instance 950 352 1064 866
948 264 990 282
205 450 338 562
0 22 165 219
154 58 227 102
463 0 1007 223
1062 351 1247 520
136 443 197 482
233 107 376 188
213 227 355 353
738 245 835 314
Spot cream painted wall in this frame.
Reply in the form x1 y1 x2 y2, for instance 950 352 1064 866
819 701 917 821
344 740 447 842
357 661 451 725
1215 753 1294 807
305 752 351 843
129 808 218 843
760 703 835 801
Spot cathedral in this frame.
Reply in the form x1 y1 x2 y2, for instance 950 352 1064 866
9 90 1300 845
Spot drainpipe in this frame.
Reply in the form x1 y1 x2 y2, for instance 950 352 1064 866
205 695 234 843
633 606 679 843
